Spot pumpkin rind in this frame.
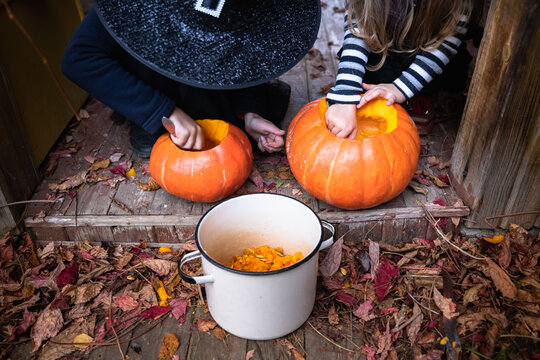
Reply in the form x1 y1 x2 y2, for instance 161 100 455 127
286 98 420 210
149 120 253 202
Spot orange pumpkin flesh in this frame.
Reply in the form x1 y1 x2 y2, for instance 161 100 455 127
286 98 420 210
150 119 253 202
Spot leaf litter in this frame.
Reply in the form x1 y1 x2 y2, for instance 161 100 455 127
1 222 538 360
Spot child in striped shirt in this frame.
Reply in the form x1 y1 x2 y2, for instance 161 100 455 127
326 0 473 139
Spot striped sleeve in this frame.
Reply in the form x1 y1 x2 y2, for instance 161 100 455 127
326 12 369 104
393 16 468 99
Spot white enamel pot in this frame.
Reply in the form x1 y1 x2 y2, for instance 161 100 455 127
178 193 334 340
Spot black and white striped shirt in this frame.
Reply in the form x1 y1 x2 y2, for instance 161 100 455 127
327 11 468 104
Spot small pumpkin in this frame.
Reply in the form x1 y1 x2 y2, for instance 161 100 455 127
150 119 253 202
286 98 420 210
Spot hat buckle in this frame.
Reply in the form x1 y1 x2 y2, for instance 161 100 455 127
194 0 226 18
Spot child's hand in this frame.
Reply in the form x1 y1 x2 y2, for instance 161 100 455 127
358 83 406 108
168 107 205 150
325 103 358 139
244 113 285 153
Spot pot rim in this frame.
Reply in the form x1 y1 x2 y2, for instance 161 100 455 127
195 193 324 276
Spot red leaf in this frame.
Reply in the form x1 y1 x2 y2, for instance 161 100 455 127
248 167 264 192
6 309 35 341
433 198 447 206
170 298 188 324
140 305 171 320
374 257 399 301
322 277 344 291
334 291 358 307
266 182 277 191
56 261 79 289
353 300 376 322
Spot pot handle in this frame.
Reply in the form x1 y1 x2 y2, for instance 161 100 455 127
178 250 214 285
320 220 335 250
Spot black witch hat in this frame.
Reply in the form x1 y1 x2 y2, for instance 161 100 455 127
94 0 321 89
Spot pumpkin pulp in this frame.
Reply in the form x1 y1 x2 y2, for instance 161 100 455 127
227 245 304 272
318 99 398 140
196 119 229 150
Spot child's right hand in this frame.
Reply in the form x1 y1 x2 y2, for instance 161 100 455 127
358 83 406 108
168 107 205 150
325 103 358 139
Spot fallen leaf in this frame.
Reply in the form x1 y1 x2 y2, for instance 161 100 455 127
353 300 377 322
159 333 180 359
73 333 93 349
143 259 177 277
6 309 35 342
48 170 88 192
408 181 429 195
407 303 423 344
91 159 110 171
246 349 255 360
369 240 380 279
140 306 171 320
213 327 227 340
320 236 343 277
248 166 264 192
433 288 458 318
114 294 139 312
196 319 218 332
482 234 505 244
31 307 64 351
56 261 79 289
74 283 104 304
487 259 517 299
462 284 483 306
137 177 161 191
157 280 172 306
328 304 339 325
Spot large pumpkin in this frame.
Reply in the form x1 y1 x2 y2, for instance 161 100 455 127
286 98 420 210
150 119 253 202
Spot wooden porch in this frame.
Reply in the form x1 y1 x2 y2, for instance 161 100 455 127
22 2 469 248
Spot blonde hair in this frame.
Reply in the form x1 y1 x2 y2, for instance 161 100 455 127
348 0 472 70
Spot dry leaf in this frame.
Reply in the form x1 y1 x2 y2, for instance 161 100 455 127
328 304 339 325
91 159 110 171
137 177 161 191
159 333 180 359
144 259 177 277
31 307 64 351
74 283 104 304
487 259 517 299
246 349 255 360
114 294 139 312
462 284 483 306
73 333 93 349
408 181 429 195
38 315 95 360
369 240 380 279
197 319 218 332
407 303 423 344
48 170 88 192
213 327 227 340
433 288 459 318
320 236 343 277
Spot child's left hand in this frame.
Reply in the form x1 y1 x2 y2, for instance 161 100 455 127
358 83 406 108
244 112 285 153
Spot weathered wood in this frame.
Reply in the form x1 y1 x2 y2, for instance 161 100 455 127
118 315 191 360
186 306 247 360
304 319 357 359
450 0 540 229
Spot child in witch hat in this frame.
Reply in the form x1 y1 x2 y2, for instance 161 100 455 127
325 0 478 138
62 0 321 157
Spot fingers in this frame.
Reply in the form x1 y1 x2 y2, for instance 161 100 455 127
171 122 203 150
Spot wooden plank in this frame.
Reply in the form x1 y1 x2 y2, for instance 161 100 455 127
112 226 157 243
65 182 116 216
65 226 114 242
122 312 193 360
28 226 69 244
25 214 201 227
304 319 356 359
186 306 248 360
147 189 195 215
450 0 540 229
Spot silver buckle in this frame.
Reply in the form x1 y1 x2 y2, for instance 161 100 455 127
194 0 226 18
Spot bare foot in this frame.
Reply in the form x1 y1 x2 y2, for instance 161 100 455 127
244 112 285 152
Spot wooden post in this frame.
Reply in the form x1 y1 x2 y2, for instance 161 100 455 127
450 0 539 229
